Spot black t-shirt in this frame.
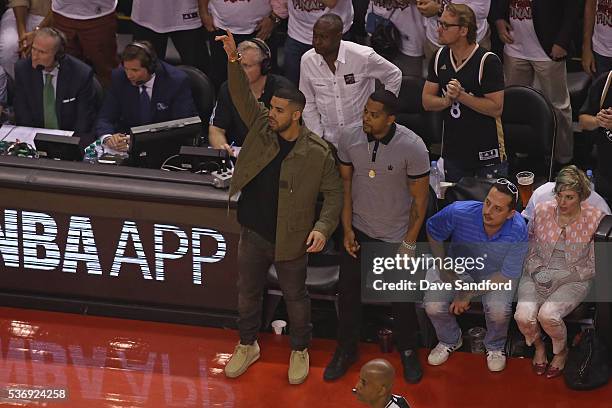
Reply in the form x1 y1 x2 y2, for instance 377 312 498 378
211 74 293 146
580 70 612 184
237 134 296 243
427 45 505 170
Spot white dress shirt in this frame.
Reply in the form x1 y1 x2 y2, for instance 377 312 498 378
139 73 156 99
42 65 59 97
101 73 156 143
299 41 402 147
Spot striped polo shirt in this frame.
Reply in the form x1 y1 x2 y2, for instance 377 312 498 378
426 200 528 280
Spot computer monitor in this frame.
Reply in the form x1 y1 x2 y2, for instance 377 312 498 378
34 133 84 161
129 116 202 169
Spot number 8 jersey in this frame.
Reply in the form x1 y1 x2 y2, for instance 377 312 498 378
427 45 506 171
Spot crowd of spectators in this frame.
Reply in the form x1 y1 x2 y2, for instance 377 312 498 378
0 0 611 391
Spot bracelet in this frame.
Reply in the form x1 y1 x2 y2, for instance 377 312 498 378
228 52 241 63
401 241 416 250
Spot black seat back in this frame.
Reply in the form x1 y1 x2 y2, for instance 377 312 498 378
176 65 215 144
395 75 442 148
502 85 556 180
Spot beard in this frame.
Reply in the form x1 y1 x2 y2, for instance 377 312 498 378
271 119 292 133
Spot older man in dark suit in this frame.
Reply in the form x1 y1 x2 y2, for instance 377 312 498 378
95 41 197 152
14 27 96 134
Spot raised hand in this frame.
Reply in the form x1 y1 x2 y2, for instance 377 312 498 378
214 30 238 60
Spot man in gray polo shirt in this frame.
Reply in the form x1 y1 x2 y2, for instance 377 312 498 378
323 89 430 384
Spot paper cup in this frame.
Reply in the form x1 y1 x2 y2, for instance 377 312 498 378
271 319 287 335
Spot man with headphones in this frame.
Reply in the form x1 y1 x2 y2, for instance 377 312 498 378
209 38 292 154
13 27 96 134
95 41 197 152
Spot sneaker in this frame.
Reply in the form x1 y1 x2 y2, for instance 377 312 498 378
224 341 260 378
486 350 506 372
427 337 463 366
288 349 309 385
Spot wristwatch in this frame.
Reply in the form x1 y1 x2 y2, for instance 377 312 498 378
401 241 416 250
229 52 242 63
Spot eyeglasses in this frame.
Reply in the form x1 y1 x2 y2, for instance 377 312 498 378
436 20 463 30
495 178 519 201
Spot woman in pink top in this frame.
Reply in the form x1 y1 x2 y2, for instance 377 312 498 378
514 166 605 379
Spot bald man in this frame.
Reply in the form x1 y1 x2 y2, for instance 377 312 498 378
299 13 401 148
354 359 411 408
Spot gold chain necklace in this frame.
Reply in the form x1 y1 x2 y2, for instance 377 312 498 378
366 140 381 178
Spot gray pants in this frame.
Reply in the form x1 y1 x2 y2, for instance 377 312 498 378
236 227 311 350
514 273 590 354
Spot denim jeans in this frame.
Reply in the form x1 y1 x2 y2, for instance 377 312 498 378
283 35 313 86
423 267 517 351
236 227 311 350
443 159 508 184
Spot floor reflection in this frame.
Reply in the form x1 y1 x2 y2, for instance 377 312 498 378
0 307 611 407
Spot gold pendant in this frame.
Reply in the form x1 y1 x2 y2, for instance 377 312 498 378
368 169 376 178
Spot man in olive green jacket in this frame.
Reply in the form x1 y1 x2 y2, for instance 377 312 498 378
217 31 343 385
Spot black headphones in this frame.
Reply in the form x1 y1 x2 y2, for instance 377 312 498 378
51 28 66 62
126 41 159 74
248 38 272 75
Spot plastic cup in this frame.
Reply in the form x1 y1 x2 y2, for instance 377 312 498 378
378 328 394 353
516 171 535 207
468 327 486 354
271 320 287 335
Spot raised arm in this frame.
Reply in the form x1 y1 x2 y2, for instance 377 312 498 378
216 31 268 132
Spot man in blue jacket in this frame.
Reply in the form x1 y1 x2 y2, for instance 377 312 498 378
14 27 96 134
95 41 197 152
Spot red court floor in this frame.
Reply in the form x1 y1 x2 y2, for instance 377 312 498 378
0 306 610 407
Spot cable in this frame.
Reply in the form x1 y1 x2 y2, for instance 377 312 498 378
160 154 181 168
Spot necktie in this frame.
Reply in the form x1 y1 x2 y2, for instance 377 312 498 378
43 73 58 129
139 84 151 124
